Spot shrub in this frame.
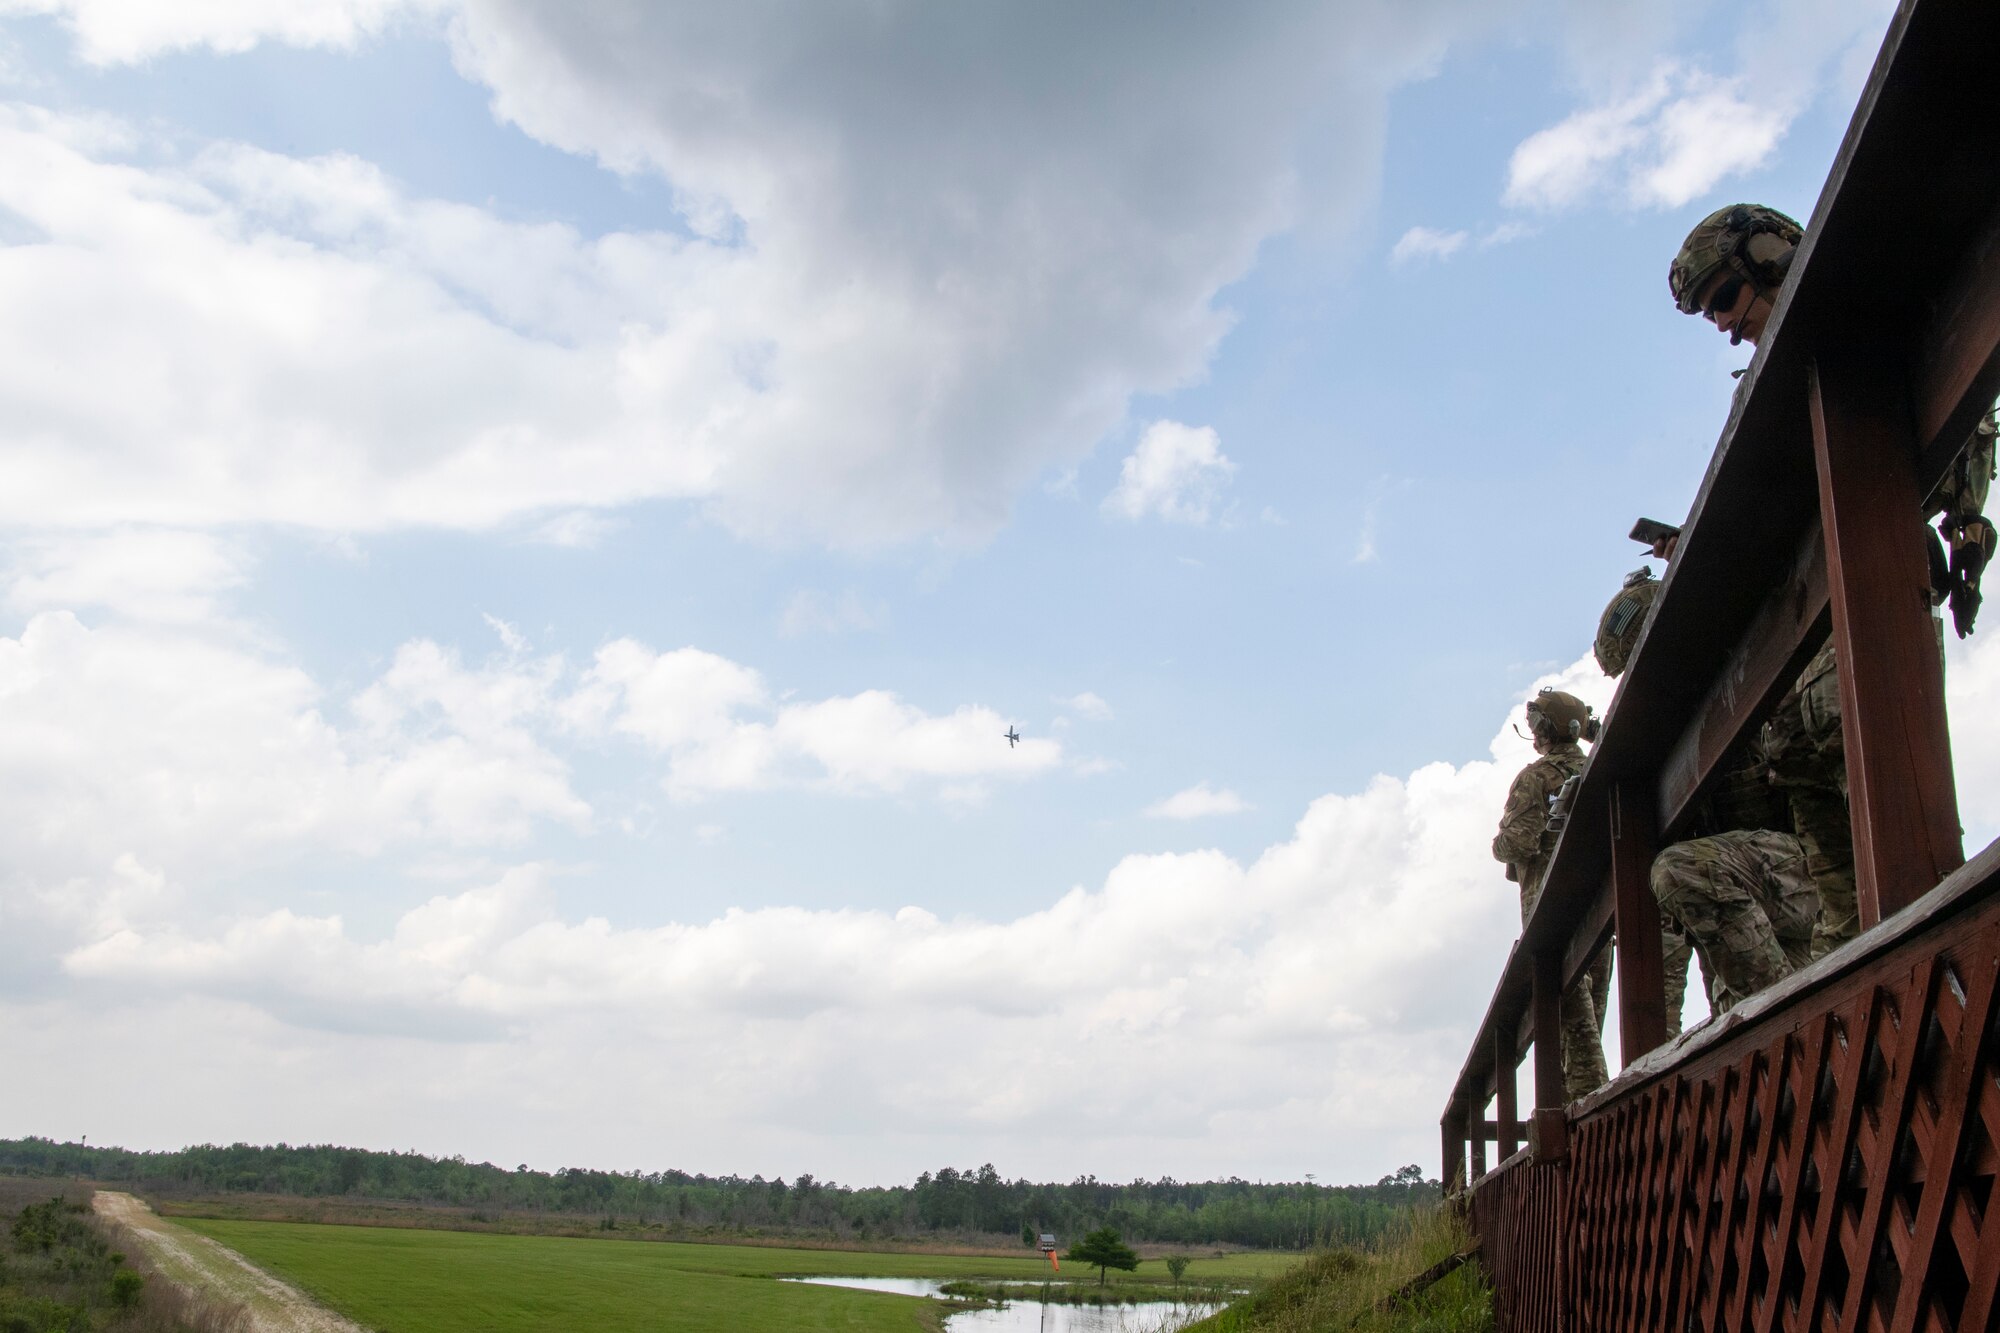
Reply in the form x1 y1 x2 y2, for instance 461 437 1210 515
111 1268 145 1308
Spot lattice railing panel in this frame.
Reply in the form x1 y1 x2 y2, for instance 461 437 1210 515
1476 901 2000 1332
1470 1156 1570 1332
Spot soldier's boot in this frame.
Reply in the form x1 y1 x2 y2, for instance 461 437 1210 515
1652 840 1793 1015
1792 782 1857 959
1661 923 1692 1040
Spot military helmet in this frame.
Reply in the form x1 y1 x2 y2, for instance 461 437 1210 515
1668 204 1804 314
1594 567 1659 678
1526 688 1597 744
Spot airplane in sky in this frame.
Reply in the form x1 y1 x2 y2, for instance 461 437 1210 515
1004 727 1021 748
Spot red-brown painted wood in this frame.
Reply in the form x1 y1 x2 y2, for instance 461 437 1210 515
1610 781 1668 1065
1809 346 1965 923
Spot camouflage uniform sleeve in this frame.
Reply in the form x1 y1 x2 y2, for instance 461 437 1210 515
1492 763 1554 868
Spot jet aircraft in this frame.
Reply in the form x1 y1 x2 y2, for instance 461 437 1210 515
1004 727 1021 748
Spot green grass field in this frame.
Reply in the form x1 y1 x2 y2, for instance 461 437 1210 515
181 1219 1296 1332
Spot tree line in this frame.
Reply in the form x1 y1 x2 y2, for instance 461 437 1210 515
0 1138 1438 1250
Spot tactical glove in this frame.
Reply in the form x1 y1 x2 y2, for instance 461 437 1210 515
1949 518 1994 638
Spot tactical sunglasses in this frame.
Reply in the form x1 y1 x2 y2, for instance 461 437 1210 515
1702 275 1746 320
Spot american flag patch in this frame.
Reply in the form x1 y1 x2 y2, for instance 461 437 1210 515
1607 597 1642 637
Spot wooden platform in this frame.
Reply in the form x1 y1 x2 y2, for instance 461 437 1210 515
1441 0 2000 1326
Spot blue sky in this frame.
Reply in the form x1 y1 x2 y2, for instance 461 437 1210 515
4 0 1992 1189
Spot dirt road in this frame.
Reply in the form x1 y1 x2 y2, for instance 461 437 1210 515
92 1191 370 1333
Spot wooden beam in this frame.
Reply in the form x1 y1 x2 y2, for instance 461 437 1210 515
1809 345 1965 922
1494 1023 1520 1162
1611 781 1669 1065
1560 876 1615 1000
1912 198 2000 485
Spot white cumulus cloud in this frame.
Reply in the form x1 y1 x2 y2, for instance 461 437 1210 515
4 529 251 624
1504 65 1792 211
1102 421 1237 526
1145 783 1252 820
0 0 437 64
1390 225 1468 264
33 663 1587 1179
0 2 1505 549
1059 692 1114 721
13 636 1996 1182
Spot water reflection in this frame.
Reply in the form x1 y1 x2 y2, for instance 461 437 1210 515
781 1277 1216 1333
945 1297 1217 1332
782 1276 948 1297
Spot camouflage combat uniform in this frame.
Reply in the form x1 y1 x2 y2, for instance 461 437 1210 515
1493 741 1610 1101
1760 645 1855 958
1650 829 1817 1013
1670 207 1994 960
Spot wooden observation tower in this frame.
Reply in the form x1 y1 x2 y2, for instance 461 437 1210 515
1441 0 2000 1326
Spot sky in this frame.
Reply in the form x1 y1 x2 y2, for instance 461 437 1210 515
2 0 1995 1190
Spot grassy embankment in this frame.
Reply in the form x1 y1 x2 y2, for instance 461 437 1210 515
1186 1206 1493 1333
0 1180 242 1333
179 1217 1290 1333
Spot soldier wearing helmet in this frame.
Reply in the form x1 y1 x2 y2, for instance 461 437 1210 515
1492 688 1610 1100
1664 204 1991 970
1595 568 1812 1017
1667 204 1803 348
1668 203 1996 635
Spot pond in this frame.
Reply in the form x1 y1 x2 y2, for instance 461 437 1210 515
782 1277 1220 1332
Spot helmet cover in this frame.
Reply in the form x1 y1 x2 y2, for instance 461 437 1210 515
1527 688 1594 743
1669 203 1804 314
1595 568 1660 677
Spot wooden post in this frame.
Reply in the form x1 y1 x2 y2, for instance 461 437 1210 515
1809 347 1965 924
1441 1114 1463 1191
1530 944 1569 1160
1495 1023 1520 1162
1611 781 1668 1064
1532 946 1565 1108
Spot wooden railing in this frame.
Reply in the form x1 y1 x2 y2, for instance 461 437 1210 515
1442 0 2000 1324
1473 840 2000 1329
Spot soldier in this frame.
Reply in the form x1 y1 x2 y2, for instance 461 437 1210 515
1592 569 1696 1037
1667 204 1995 639
1492 688 1610 1100
1650 829 1818 1013
1598 567 1813 1014
1664 203 1996 959
1759 642 1855 957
